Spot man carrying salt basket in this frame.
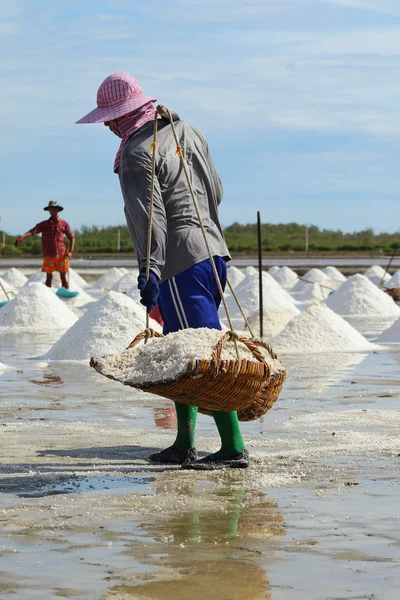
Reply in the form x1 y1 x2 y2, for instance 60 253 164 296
76 72 249 470
15 201 74 289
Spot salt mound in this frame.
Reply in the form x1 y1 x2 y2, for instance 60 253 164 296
1 267 28 287
296 282 326 303
227 266 245 289
248 305 300 339
44 290 160 361
0 283 77 331
125 284 144 308
93 327 283 385
385 269 400 289
224 271 297 318
364 265 391 286
303 268 330 283
271 266 298 290
244 266 257 276
271 302 377 353
119 267 129 275
58 282 95 309
322 266 346 282
326 274 400 317
268 266 280 276
68 268 89 288
0 277 18 302
26 271 46 284
112 271 138 293
92 267 124 291
376 318 400 343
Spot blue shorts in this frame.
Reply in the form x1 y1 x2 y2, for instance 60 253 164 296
158 257 227 335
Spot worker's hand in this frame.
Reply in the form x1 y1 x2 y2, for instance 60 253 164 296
66 251 73 259
15 236 24 247
137 271 159 313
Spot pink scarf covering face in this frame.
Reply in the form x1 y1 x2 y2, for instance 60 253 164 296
109 102 157 173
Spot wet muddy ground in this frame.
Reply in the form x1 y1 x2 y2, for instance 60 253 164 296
0 326 399 599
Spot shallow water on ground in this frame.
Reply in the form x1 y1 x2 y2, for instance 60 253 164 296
0 332 399 599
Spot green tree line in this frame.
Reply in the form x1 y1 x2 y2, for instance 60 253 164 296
1 223 399 256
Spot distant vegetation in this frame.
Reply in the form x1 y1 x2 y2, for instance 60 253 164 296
1 223 399 256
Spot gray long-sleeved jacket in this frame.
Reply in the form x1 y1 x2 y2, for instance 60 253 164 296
118 115 230 282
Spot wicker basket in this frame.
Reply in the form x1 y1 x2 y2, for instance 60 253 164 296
91 330 286 414
199 338 286 421
384 287 400 302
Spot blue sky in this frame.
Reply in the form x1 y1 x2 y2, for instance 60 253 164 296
1 0 400 235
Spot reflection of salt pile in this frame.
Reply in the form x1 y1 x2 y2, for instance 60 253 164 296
0 283 77 331
224 271 297 318
227 266 245 289
44 290 159 361
271 303 377 353
385 269 400 289
92 267 124 291
376 318 400 343
364 265 391 286
93 327 283 385
326 274 400 317
322 266 346 282
248 305 300 339
112 271 139 293
1 267 28 287
0 277 18 302
271 266 298 290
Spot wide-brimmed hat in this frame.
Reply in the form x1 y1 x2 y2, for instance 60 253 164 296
76 72 156 124
44 200 64 212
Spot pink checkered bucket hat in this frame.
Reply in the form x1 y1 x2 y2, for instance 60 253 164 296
76 72 156 124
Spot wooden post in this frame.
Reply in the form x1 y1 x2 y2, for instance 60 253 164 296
257 211 263 339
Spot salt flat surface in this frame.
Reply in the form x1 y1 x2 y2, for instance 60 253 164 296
326 274 400 317
44 290 159 362
0 282 77 331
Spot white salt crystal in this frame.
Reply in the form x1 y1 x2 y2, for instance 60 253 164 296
268 266 281 276
44 290 160 361
322 266 346 282
226 266 245 289
92 268 124 291
385 269 400 289
94 327 283 385
302 268 330 284
25 271 46 284
271 266 299 290
0 283 77 331
223 271 297 319
112 271 139 293
363 265 391 286
68 268 89 288
376 318 400 343
57 282 94 309
244 266 257 276
271 303 378 353
326 274 400 317
295 282 326 303
1 268 28 288
248 305 300 339
0 277 18 302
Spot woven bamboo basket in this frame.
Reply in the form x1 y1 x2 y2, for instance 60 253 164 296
384 287 400 302
198 338 286 421
90 330 286 414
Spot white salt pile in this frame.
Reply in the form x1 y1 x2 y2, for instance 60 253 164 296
270 303 377 353
290 269 332 297
125 284 143 307
226 266 245 289
302 268 330 283
92 267 124 291
363 265 391 286
326 274 400 317
44 290 160 361
112 271 139 293
385 269 400 289
295 282 326 303
1 267 28 288
322 266 346 282
244 266 257 277
248 305 300 339
0 277 18 302
68 268 89 288
271 266 298 290
0 283 77 331
58 282 94 310
268 266 280 276
93 327 283 385
26 271 46 284
0 361 11 372
376 318 400 343
224 271 297 319
119 267 129 275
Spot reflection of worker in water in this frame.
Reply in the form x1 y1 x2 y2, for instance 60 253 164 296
15 201 74 289
153 408 177 431
116 486 285 600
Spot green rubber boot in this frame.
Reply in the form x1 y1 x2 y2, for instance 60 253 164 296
149 402 198 464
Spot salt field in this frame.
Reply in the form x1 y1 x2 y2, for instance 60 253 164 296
1 264 400 599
